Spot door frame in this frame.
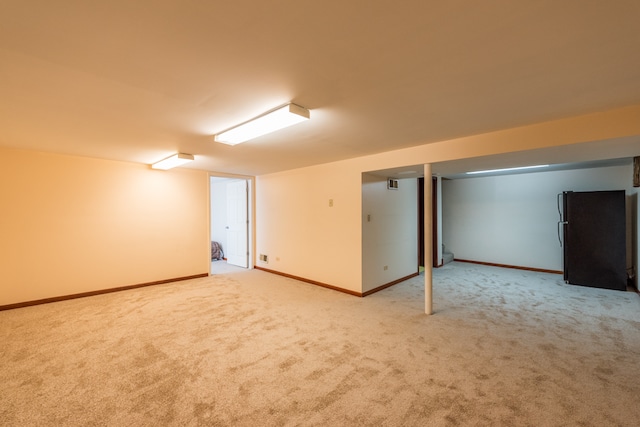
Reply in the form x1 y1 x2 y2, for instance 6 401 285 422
209 172 255 272
418 176 442 268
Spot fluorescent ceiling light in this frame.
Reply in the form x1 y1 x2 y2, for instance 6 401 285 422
151 153 194 170
466 165 549 175
214 103 310 145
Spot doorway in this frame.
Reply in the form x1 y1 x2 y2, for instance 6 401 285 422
210 175 253 274
418 176 441 269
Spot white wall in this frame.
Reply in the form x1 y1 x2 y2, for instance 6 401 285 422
255 107 640 294
3 107 637 306
362 175 418 293
442 164 635 272
256 162 364 293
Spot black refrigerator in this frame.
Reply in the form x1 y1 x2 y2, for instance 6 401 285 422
560 190 627 291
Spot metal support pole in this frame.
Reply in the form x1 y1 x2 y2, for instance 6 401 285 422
424 163 433 315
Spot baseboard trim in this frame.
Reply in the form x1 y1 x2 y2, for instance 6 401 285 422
362 272 420 297
254 267 363 297
254 267 420 298
253 266 363 297
0 273 209 312
454 259 563 275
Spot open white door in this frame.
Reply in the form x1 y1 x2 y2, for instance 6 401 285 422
226 180 248 268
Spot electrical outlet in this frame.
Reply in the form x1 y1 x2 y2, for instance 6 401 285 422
260 254 268 263
329 199 334 207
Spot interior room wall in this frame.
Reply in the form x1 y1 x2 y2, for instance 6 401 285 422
255 107 640 294
0 148 210 306
2 107 637 305
441 164 634 272
255 162 364 293
362 174 418 293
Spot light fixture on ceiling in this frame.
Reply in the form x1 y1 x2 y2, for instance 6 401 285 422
214 103 310 145
466 165 549 175
151 153 195 170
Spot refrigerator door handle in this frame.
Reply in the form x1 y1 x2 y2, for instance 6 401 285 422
557 193 564 221
557 221 568 247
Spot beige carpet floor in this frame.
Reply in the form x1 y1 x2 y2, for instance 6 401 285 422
1 262 640 426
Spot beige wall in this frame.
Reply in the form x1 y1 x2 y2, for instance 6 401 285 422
255 106 640 293
0 148 210 306
362 175 418 293
255 163 363 293
2 106 638 304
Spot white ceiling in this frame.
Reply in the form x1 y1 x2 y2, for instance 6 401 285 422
1 1 639 176
370 135 640 179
